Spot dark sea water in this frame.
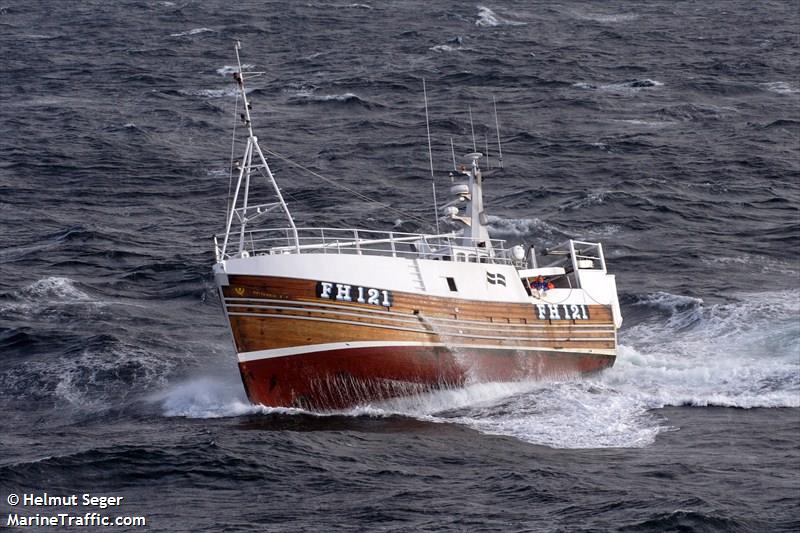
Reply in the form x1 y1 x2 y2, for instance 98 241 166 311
1 1 799 531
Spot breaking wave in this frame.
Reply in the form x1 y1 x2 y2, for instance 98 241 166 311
158 377 269 418
180 87 252 98
169 27 214 37
613 289 800 409
486 215 562 238
760 81 799 94
572 12 639 23
0 277 106 317
430 37 473 54
475 6 526 27
216 64 254 76
288 90 373 106
1 343 176 411
574 79 664 92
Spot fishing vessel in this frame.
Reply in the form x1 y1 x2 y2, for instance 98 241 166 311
213 44 623 410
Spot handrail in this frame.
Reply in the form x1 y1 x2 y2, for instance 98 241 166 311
213 226 515 264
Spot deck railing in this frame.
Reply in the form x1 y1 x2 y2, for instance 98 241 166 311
538 239 607 273
214 227 517 265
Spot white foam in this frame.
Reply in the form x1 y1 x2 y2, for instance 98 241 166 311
22 277 92 301
700 254 798 276
580 223 621 237
216 64 254 76
486 215 559 237
575 79 664 93
181 87 251 99
1 277 106 316
615 119 676 128
574 12 639 23
293 92 361 102
451 381 662 448
633 291 704 312
430 44 472 53
761 81 799 94
159 377 268 418
615 289 800 409
475 6 526 27
2 345 176 411
560 190 609 211
170 27 214 37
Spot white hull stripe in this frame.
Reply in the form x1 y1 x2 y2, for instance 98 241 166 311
226 302 614 333
224 296 614 329
227 311 616 343
238 341 617 363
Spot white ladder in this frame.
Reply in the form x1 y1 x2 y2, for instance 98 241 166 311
408 259 426 292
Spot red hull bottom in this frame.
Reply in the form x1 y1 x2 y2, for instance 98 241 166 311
238 346 614 410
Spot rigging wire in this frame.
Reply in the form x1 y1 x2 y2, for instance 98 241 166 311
226 91 240 221
422 78 440 235
258 145 433 227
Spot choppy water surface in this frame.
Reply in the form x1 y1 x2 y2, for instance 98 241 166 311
1 1 798 531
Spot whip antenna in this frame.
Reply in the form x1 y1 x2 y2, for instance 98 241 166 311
468 105 477 152
493 95 503 169
423 78 440 235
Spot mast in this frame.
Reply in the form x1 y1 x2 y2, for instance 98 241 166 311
460 152 491 251
221 42 300 257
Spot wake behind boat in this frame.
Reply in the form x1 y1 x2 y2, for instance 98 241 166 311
212 44 623 410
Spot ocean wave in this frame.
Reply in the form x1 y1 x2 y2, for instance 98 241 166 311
169 27 214 37
158 377 271 418
19 276 93 302
655 102 736 121
632 291 705 312
475 6 526 27
613 289 800 409
573 12 639 23
700 254 798 276
216 64 254 76
180 87 251 98
0 277 106 317
430 36 471 53
760 81 799 94
615 118 676 128
486 215 561 237
430 44 472 53
579 223 622 237
1 342 176 410
574 79 664 92
288 91 373 106
559 190 609 210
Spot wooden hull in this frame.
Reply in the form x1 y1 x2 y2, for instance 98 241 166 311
221 275 617 409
